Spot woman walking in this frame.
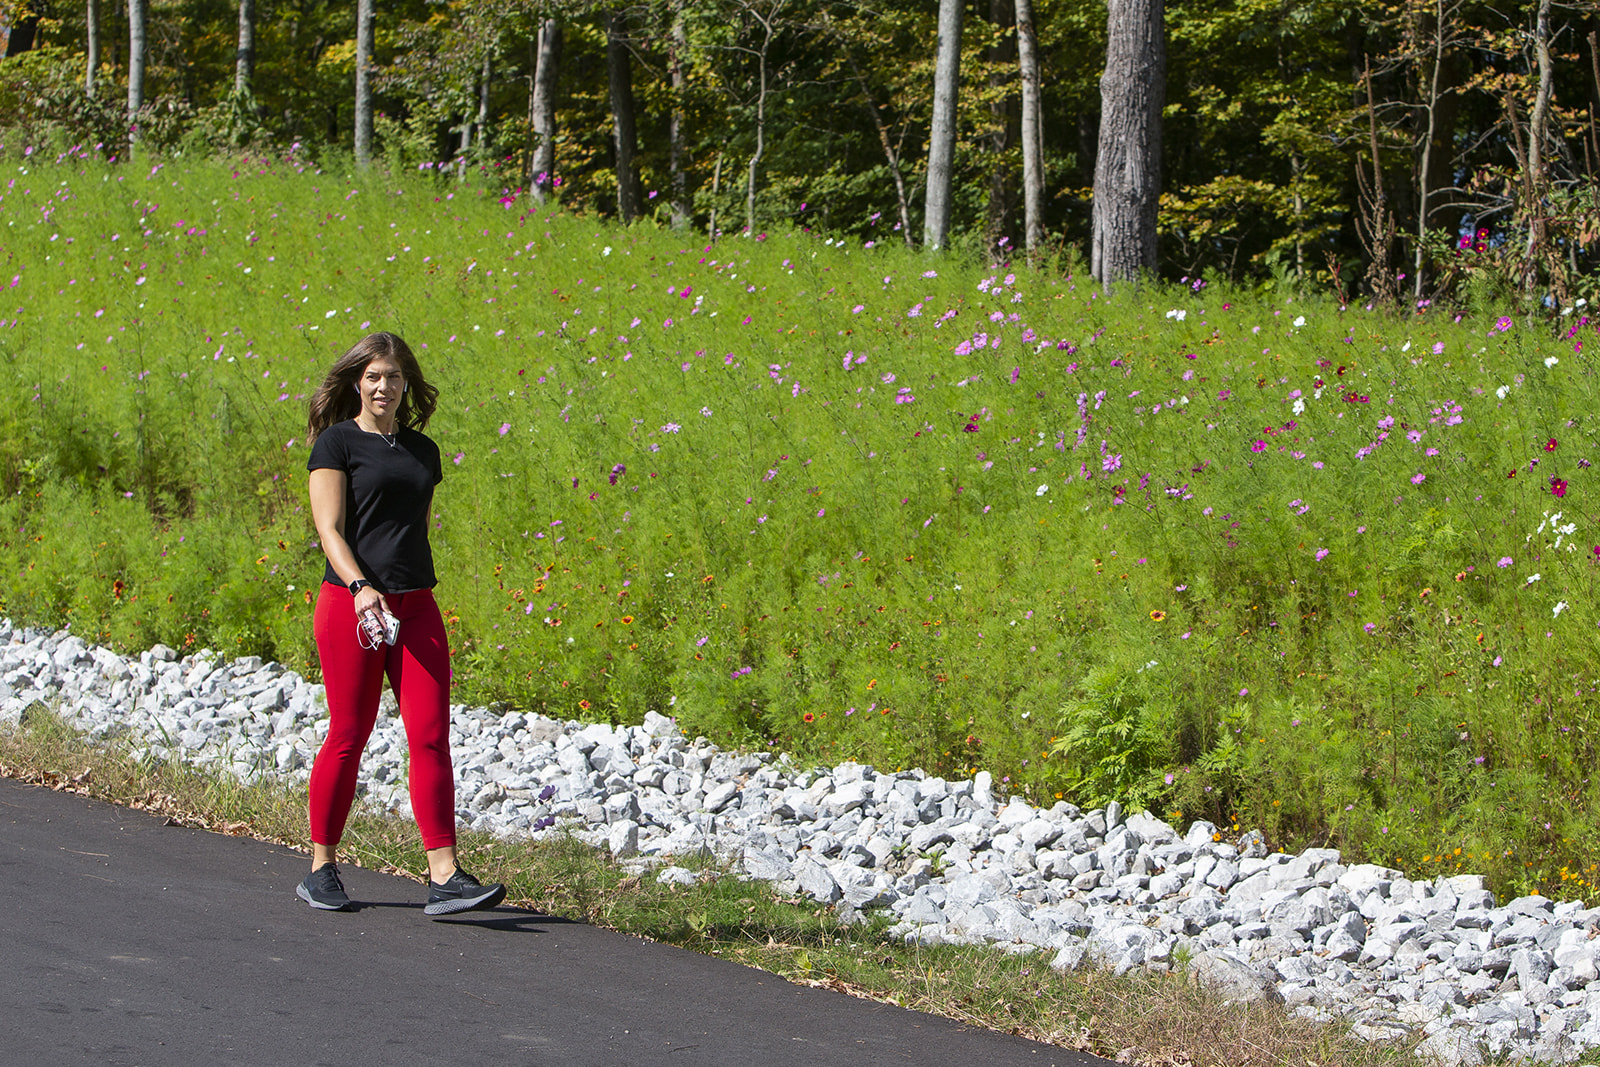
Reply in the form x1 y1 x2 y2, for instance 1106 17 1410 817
297 331 505 917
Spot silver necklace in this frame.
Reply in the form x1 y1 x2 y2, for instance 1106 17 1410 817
360 419 398 448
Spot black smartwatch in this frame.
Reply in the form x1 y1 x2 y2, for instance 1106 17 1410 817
349 579 371 596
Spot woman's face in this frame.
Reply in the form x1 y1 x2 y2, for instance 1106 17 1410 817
356 356 406 425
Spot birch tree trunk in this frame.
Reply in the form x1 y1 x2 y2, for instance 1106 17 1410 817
235 0 254 96
530 18 560 200
127 0 147 153
85 0 100 95
607 11 643 222
1015 0 1044 253
1092 0 1165 287
744 8 776 236
668 2 691 229
464 49 491 167
1526 0 1553 264
353 0 375 167
924 0 963 251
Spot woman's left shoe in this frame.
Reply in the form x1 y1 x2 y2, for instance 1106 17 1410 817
424 868 506 917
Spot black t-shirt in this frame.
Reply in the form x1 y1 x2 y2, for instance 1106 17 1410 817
307 420 443 593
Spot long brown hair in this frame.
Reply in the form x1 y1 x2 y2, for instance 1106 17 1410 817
306 332 439 444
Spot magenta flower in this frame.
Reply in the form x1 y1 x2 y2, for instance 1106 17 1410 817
1250 440 1268 453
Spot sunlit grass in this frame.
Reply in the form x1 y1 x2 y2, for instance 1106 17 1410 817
2 146 1599 902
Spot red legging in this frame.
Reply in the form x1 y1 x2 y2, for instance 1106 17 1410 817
309 583 456 851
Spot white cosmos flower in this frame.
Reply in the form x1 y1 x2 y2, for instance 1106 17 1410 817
1546 356 1560 368
1554 601 1569 617
1527 573 1542 584
1036 484 1049 496
1496 385 1510 399
1292 315 1306 327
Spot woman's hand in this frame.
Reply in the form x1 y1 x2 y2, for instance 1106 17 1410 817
353 584 390 621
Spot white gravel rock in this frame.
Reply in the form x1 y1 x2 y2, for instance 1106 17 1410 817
13 618 1600 1060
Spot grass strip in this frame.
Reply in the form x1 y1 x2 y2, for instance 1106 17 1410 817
0 704 1461 1066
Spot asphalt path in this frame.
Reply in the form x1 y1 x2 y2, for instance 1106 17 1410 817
0 777 1112 1067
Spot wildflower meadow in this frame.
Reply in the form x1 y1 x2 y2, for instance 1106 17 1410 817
4 146 1600 901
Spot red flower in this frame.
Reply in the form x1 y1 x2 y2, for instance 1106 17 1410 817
1551 477 1569 498
1545 438 1559 452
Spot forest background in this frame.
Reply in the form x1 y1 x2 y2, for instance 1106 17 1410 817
2 0 1600 301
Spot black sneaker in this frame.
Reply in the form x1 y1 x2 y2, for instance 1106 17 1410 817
424 868 506 917
297 863 353 911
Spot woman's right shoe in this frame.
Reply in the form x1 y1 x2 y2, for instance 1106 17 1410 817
297 863 354 911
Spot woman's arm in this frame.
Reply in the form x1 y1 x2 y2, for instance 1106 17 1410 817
309 468 388 617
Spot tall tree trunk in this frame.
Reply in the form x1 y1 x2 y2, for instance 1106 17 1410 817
235 0 254 96
744 11 775 236
1015 0 1044 253
1291 152 1306 281
843 43 914 246
708 151 723 239
924 0 963 250
607 11 643 222
1411 0 1462 299
475 51 492 153
353 0 374 167
668 2 691 229
456 54 488 173
127 0 147 153
1092 0 1165 287
530 18 560 200
1356 58 1399 304
349 0 375 164
86 0 99 96
1526 0 1553 266
984 0 1018 251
